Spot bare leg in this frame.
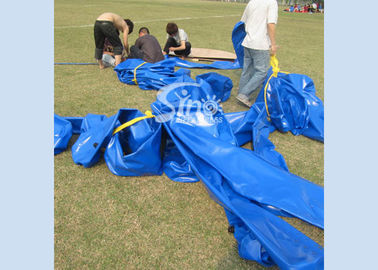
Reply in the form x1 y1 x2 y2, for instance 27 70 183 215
97 59 105 69
115 55 122 67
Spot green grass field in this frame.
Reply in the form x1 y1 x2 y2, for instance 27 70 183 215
55 0 324 269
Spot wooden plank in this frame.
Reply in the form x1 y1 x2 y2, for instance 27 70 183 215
169 48 236 60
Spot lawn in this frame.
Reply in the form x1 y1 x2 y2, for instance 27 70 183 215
55 0 324 269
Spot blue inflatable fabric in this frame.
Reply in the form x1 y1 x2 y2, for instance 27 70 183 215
196 72 233 102
70 109 163 177
71 113 113 167
164 103 288 184
225 104 289 171
151 82 323 269
231 20 324 142
54 20 324 267
63 117 84 134
115 58 194 90
232 21 246 68
104 109 163 177
114 58 239 91
256 69 324 142
54 114 73 155
162 135 198 183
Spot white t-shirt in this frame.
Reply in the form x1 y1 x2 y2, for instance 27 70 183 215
166 29 188 46
241 0 278 50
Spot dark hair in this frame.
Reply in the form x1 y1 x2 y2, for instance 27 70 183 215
139 27 150 34
124 19 134 34
166 22 178 35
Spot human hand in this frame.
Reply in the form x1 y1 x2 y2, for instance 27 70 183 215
270 44 278 56
169 47 175 51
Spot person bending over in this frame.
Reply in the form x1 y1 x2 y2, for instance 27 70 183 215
163 22 191 57
94 12 134 69
129 27 165 63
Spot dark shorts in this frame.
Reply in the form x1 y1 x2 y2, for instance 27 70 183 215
94 20 123 59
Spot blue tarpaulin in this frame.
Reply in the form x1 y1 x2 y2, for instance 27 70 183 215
54 114 73 155
231 21 246 68
54 77 324 268
232 20 324 142
256 69 324 142
114 57 239 91
53 21 324 268
225 104 289 171
151 82 323 269
104 109 163 177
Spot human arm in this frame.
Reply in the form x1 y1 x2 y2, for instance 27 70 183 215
267 0 278 55
169 40 186 51
122 26 129 54
169 30 187 51
267 23 277 55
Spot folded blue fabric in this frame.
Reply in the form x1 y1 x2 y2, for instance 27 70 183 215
151 82 323 269
54 114 73 155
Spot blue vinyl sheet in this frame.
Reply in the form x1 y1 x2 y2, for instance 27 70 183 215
104 109 163 177
231 21 324 142
151 81 323 269
70 109 163 177
63 117 84 134
54 28 324 265
256 70 324 142
225 104 289 172
232 21 246 68
54 114 73 155
114 57 239 91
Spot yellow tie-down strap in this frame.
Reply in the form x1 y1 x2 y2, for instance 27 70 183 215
264 55 289 120
132 61 147 85
113 110 155 135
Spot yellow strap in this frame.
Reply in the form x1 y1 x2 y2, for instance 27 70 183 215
113 110 155 135
264 56 289 120
132 62 147 85
270 55 280 77
264 73 275 120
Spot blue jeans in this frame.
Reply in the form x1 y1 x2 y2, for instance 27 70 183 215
238 47 270 98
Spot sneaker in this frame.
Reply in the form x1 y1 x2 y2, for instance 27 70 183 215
236 94 252 108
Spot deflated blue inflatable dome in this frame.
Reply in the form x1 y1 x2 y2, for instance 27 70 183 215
53 21 324 269
151 82 324 269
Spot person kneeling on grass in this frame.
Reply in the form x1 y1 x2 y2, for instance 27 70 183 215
94 12 134 69
163 22 191 57
129 27 165 63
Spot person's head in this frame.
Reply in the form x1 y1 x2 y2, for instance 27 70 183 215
124 19 134 34
138 27 150 37
166 22 178 36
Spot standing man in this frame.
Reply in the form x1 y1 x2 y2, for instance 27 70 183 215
94 12 134 69
236 0 278 107
129 27 165 63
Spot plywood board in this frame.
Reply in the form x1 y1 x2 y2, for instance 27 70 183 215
169 48 236 61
